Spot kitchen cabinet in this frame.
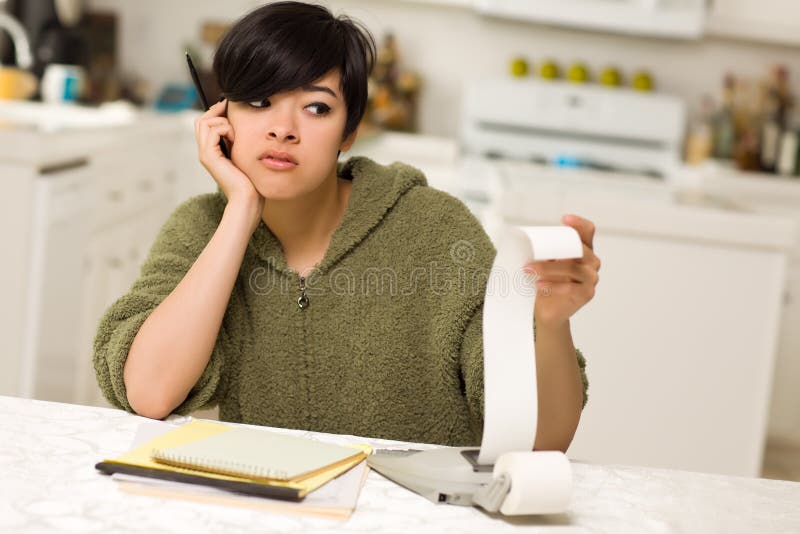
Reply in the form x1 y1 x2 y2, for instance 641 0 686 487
0 116 181 407
19 162 94 404
74 129 179 408
697 166 800 446
1 158 96 403
493 162 795 477
706 0 800 46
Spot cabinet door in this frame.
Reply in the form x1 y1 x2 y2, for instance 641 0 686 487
565 232 784 477
26 170 93 403
74 228 129 407
500 186 787 477
75 204 175 408
0 164 36 397
769 260 800 441
707 0 800 45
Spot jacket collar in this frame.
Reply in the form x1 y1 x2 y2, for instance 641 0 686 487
249 156 427 277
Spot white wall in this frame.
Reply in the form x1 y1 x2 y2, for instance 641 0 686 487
87 0 800 138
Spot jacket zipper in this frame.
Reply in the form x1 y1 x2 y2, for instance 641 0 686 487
297 276 309 310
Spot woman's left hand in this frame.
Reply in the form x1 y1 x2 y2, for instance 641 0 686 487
525 214 601 329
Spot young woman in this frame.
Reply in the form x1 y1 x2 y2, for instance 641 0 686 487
94 2 599 451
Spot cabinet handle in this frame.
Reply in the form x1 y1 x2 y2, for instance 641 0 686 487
38 158 89 176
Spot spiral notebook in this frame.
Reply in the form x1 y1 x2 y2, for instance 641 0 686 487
96 420 371 500
150 426 364 483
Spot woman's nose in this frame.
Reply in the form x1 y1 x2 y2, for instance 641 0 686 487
268 126 297 142
267 111 298 142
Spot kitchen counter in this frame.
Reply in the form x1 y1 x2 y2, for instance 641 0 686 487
2 395 799 533
350 133 799 251
0 102 188 167
490 158 798 251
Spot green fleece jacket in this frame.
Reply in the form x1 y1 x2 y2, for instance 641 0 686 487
94 156 587 446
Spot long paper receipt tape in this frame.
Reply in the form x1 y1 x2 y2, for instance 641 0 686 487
478 226 584 465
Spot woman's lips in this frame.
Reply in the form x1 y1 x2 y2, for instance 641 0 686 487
260 156 298 170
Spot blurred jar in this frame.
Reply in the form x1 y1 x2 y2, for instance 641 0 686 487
41 64 85 104
685 95 714 165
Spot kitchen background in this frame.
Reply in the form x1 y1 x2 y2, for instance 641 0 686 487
2 0 800 482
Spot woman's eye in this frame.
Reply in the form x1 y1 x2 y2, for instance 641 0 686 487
247 99 270 109
306 102 331 116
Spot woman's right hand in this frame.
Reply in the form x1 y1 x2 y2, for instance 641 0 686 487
195 100 264 231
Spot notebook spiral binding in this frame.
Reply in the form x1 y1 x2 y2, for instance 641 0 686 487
151 449 290 481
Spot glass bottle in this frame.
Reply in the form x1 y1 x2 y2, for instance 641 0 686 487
712 74 736 160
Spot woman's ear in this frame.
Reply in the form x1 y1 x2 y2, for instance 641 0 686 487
340 127 359 153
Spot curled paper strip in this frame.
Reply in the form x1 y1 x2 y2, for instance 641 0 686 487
478 226 583 465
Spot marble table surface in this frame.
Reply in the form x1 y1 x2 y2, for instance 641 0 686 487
1 395 798 533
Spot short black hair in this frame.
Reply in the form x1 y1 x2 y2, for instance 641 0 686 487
213 1 376 140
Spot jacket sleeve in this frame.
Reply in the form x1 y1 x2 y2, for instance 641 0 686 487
92 194 231 415
458 303 590 434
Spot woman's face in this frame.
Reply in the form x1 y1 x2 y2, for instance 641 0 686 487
226 68 356 200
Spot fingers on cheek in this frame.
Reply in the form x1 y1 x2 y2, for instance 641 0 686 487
210 124 230 142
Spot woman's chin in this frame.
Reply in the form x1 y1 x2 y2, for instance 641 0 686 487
251 171 331 201
252 181 305 201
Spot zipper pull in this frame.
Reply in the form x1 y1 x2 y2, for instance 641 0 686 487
297 276 309 310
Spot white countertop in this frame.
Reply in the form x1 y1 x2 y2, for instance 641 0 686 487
0 105 188 168
351 133 800 252
1 395 798 533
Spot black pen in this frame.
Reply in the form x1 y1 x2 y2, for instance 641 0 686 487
185 51 230 159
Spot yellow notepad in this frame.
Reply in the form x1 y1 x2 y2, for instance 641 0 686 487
101 420 370 498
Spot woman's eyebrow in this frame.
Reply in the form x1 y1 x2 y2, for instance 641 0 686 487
302 84 338 98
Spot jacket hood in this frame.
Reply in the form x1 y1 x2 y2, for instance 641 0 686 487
249 156 428 275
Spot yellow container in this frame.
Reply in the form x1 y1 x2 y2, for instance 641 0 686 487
0 67 38 100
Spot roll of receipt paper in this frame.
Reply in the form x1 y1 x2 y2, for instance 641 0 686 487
494 451 572 515
478 226 584 465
